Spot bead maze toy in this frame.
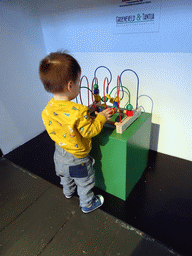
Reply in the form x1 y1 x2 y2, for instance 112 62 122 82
77 66 151 134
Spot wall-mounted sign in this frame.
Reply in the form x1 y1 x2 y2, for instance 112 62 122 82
111 0 162 34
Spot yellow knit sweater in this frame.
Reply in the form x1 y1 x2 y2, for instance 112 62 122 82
42 98 107 158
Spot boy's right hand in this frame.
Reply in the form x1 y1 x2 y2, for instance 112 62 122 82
95 108 112 121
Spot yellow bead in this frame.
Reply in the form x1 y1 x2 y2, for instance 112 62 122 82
114 97 120 103
94 95 101 102
110 98 115 104
101 104 107 109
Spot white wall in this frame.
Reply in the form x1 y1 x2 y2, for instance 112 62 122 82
0 0 49 154
39 0 192 161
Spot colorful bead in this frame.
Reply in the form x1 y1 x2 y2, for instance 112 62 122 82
111 108 117 115
97 106 104 112
94 95 101 102
93 84 98 90
125 110 133 116
113 102 119 108
126 104 133 111
101 96 108 102
93 89 99 95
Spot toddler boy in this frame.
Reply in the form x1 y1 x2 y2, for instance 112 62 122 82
39 51 112 213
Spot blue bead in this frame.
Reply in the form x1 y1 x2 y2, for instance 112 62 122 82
97 106 104 112
94 89 99 95
113 102 119 108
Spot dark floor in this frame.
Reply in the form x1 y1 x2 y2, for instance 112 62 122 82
3 130 192 255
0 158 177 256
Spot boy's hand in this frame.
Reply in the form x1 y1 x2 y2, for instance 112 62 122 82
95 108 112 121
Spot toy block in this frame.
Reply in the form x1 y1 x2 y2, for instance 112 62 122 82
124 110 133 116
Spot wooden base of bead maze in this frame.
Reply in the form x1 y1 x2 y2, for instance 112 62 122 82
115 108 142 134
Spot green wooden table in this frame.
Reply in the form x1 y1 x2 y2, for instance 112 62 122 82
90 113 152 201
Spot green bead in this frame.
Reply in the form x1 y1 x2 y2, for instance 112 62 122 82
101 96 108 102
93 84 98 90
126 104 133 111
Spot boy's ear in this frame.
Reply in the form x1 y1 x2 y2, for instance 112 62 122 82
67 81 73 92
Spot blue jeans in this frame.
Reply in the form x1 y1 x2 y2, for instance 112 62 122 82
54 144 95 208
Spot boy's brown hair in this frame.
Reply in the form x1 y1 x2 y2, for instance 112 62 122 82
39 51 81 94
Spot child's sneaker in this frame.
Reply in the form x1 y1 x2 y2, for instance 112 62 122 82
65 193 74 199
81 195 104 213
65 195 73 199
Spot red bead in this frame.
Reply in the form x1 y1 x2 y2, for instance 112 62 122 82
111 108 117 115
126 110 133 116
